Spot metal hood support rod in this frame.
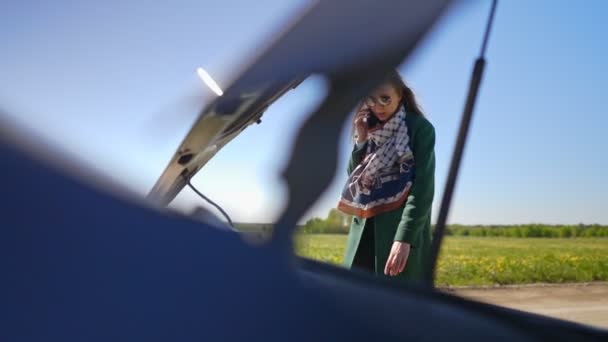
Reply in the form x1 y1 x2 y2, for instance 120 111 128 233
427 0 498 287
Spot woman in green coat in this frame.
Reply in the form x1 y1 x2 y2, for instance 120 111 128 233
337 70 435 283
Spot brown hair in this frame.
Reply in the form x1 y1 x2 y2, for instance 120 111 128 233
350 71 424 141
384 70 425 117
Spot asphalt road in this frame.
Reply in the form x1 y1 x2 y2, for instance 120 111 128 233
443 282 608 329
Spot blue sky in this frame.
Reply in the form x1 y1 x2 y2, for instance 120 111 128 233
1 1 606 225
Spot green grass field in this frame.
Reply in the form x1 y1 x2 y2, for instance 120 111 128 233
294 234 608 286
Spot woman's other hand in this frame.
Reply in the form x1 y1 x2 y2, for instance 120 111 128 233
354 105 371 144
384 241 410 276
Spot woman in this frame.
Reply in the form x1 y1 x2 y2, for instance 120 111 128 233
337 70 435 283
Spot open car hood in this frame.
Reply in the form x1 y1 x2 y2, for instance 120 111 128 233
147 77 304 207
146 0 453 210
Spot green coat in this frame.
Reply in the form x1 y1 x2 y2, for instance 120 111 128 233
343 111 436 283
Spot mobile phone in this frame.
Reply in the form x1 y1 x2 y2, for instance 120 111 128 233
366 112 380 128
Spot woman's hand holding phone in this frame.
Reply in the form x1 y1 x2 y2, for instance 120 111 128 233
354 105 371 144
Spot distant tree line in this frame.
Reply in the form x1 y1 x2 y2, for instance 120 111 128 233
300 209 351 234
443 223 608 238
299 210 608 238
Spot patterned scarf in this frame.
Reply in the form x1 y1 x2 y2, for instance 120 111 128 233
337 105 415 218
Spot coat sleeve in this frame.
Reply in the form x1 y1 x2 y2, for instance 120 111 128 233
394 122 436 246
347 141 368 175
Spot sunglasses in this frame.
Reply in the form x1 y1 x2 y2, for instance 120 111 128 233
363 95 393 108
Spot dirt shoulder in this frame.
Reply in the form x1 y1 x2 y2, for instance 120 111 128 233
440 282 608 329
